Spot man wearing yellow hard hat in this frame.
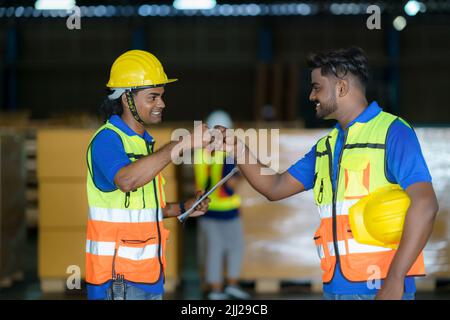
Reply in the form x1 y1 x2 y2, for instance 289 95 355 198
85 50 211 300
217 47 439 300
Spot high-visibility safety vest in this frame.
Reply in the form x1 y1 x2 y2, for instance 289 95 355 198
85 121 169 286
313 111 425 283
193 149 241 211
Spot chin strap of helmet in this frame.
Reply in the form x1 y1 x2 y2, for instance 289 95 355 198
125 90 146 125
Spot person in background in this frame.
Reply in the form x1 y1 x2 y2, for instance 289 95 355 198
195 110 251 300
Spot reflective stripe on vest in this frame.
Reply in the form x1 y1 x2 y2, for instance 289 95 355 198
89 207 163 223
86 240 115 256
313 111 425 283
117 244 160 261
85 121 169 285
316 239 392 259
317 200 359 220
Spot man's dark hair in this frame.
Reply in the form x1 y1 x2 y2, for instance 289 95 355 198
307 47 369 88
99 94 123 123
98 88 148 123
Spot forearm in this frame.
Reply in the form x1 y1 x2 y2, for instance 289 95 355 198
115 140 184 192
387 186 438 280
162 202 182 218
235 144 284 200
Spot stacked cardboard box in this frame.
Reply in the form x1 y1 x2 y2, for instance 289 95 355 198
37 129 93 292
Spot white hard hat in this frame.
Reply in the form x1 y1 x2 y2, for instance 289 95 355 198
206 110 233 129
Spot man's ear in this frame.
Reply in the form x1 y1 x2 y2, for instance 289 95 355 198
336 79 349 97
121 92 128 108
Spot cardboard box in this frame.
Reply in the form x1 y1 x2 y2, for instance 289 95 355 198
163 217 183 281
39 181 88 228
163 178 178 203
37 129 94 179
38 228 86 278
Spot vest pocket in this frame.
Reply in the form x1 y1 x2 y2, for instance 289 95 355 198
313 224 332 273
341 156 370 200
341 221 394 281
114 233 161 283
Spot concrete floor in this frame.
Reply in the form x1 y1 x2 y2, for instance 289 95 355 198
1 226 450 300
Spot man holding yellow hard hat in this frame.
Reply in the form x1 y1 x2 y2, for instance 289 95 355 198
85 50 212 300
216 47 439 300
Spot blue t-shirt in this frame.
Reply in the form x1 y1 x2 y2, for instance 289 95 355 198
288 101 432 294
87 115 164 300
202 161 240 220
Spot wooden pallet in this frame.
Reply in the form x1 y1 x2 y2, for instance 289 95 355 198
0 271 25 289
415 277 450 292
252 278 323 294
164 278 179 293
252 277 449 295
40 278 68 293
25 136 38 228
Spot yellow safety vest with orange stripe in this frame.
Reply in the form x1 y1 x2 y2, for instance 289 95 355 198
194 149 241 211
85 122 169 286
313 111 425 283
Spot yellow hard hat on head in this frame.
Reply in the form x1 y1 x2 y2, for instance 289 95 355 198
106 50 177 89
349 185 410 249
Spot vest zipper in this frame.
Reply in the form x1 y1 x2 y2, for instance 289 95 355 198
334 129 348 258
326 129 348 269
147 141 165 282
112 248 117 280
141 141 149 209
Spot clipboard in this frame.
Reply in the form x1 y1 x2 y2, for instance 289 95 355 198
177 166 239 223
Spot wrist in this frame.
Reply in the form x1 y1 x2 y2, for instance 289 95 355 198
386 269 406 282
179 201 186 214
234 140 246 161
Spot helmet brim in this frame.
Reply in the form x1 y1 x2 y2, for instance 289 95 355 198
106 78 178 89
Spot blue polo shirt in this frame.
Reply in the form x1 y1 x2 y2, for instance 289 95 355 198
87 115 164 300
288 101 432 294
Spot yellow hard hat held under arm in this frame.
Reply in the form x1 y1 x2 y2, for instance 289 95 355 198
348 185 411 249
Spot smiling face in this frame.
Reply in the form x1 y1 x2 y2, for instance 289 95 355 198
309 68 338 120
132 86 166 124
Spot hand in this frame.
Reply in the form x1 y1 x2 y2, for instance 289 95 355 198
183 190 210 218
180 123 211 150
194 123 213 149
375 276 405 300
213 125 245 159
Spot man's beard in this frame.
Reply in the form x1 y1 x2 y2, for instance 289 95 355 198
315 95 337 119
